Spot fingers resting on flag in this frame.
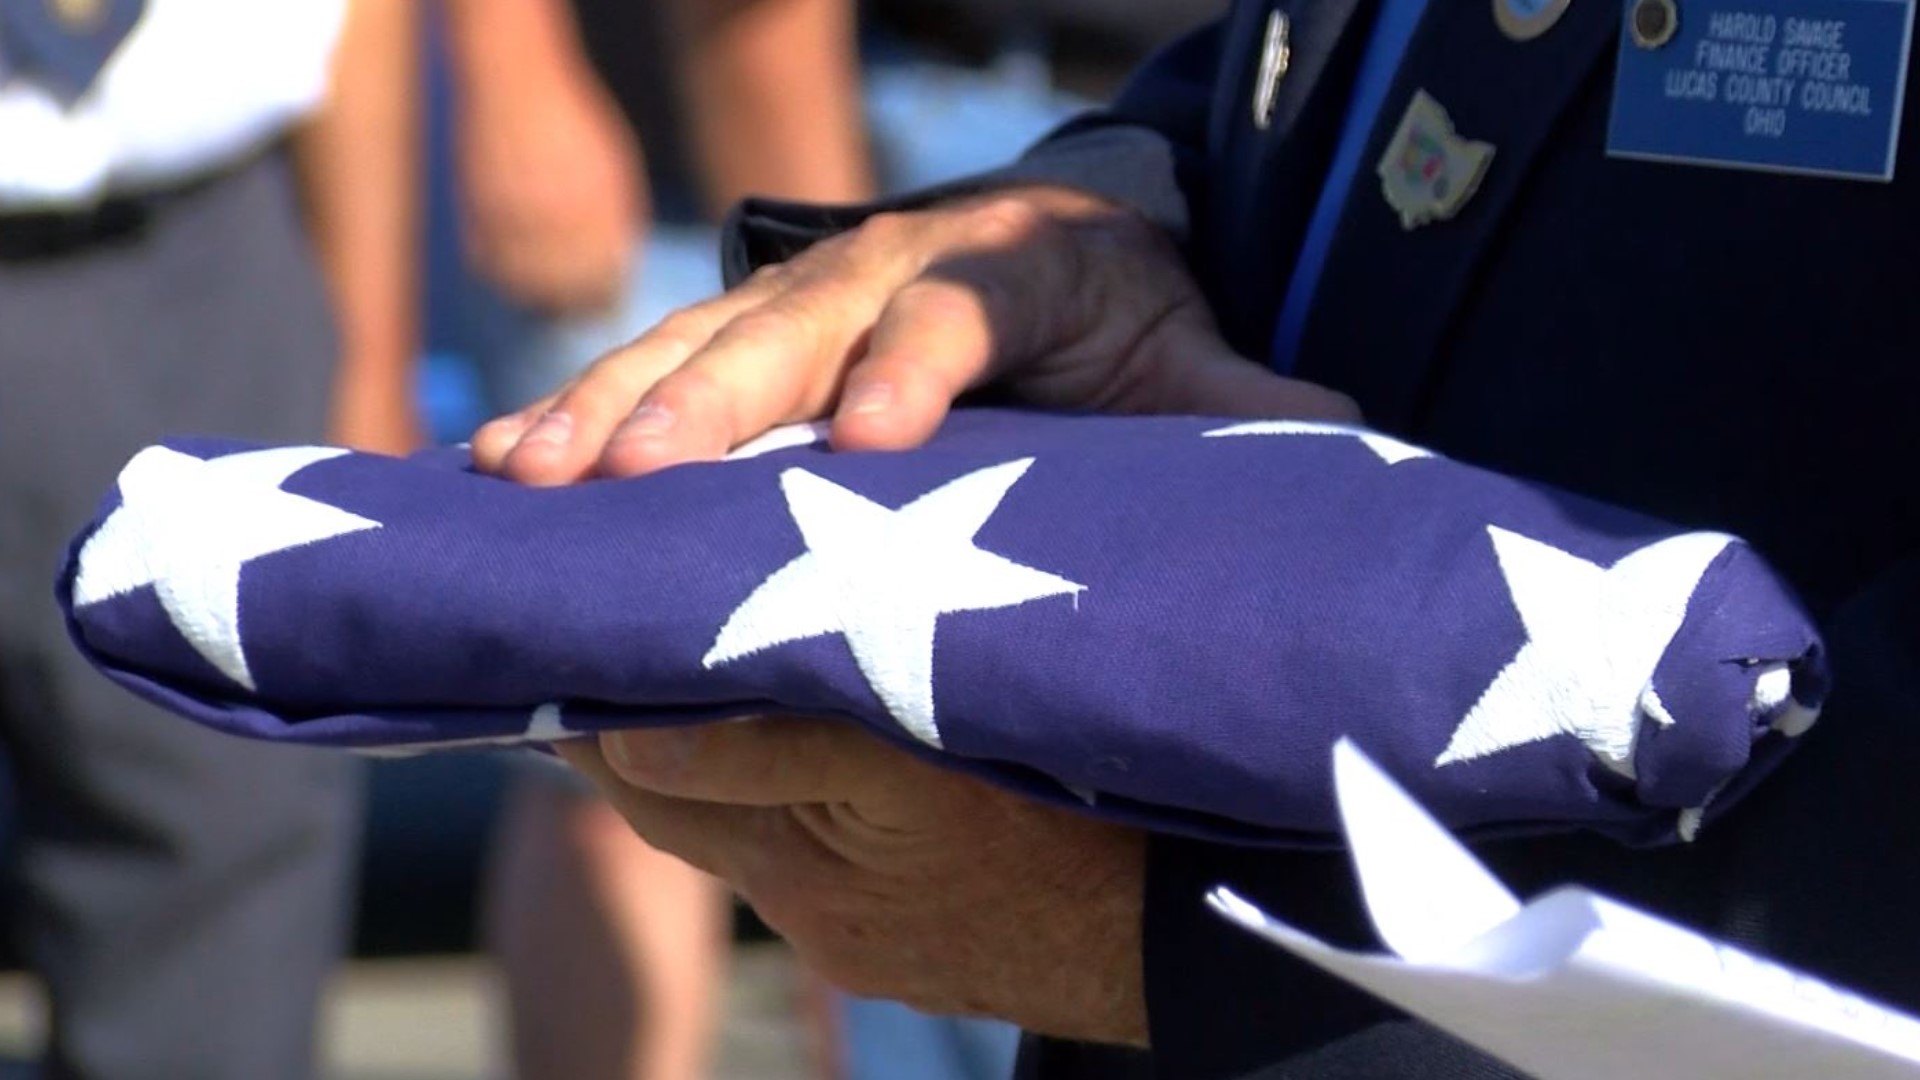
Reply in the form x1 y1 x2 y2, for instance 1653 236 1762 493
471 277 782 485
469 184 1359 489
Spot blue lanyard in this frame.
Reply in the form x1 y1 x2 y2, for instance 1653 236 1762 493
1271 0 1433 372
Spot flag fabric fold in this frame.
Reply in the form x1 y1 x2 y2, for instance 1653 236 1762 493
57 410 1825 846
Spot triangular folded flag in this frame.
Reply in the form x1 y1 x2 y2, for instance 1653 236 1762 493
58 410 1824 846
1209 741 1920 1079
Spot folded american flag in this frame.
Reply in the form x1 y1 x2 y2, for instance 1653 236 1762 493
57 410 1824 846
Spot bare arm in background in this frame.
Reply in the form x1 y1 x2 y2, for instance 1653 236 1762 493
670 0 876 212
461 6 876 1074
440 0 870 317
443 0 642 314
444 9 879 1078
295 0 427 456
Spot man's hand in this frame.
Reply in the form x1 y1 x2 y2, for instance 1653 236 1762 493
471 187 1358 485
555 718 1150 1046
450 0 642 315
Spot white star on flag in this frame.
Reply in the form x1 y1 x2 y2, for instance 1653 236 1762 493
71 446 381 691
705 459 1084 747
1203 420 1434 465
1436 527 1734 776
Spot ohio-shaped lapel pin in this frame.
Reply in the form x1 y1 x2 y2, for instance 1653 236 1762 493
1378 90 1496 230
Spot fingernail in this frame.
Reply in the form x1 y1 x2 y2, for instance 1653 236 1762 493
486 412 533 437
520 410 574 448
613 403 676 441
605 730 635 770
840 382 894 416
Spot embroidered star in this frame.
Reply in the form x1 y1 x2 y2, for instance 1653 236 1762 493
1435 526 1733 776
705 459 1083 747
1204 420 1433 465
71 446 381 691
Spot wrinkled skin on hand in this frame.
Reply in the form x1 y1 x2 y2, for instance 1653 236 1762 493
556 719 1150 1046
471 186 1357 483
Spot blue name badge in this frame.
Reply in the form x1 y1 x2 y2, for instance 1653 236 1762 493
1607 0 1915 181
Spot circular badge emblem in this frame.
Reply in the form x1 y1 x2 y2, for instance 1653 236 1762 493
1494 0 1573 41
1630 0 1680 49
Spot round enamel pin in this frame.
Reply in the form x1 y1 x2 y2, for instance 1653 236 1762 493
1629 0 1679 48
1494 0 1572 41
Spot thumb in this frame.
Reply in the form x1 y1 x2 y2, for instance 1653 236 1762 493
600 716 914 808
1139 325 1362 423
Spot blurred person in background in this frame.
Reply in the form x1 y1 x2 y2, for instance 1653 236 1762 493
432 1 869 1078
0 1 420 1078
434 0 872 418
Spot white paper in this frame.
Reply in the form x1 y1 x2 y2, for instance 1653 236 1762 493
1209 740 1920 1080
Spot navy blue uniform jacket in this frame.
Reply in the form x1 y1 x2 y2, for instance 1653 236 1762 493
722 1 1920 1075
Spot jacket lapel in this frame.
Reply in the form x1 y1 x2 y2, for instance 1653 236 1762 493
1290 0 1622 434
1202 0 1380 352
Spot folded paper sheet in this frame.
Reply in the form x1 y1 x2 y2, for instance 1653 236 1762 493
1211 742 1920 1079
59 411 1825 845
